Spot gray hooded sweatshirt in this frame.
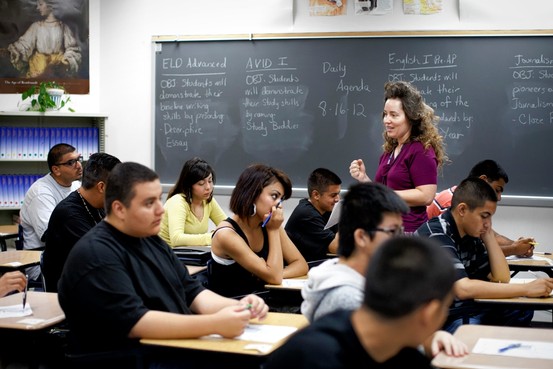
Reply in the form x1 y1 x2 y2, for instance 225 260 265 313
300 258 365 322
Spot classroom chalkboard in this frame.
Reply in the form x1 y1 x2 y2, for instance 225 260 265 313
153 32 553 199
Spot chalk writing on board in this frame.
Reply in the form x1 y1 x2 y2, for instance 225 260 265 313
156 56 239 161
508 53 553 127
154 37 553 197
387 52 474 156
240 56 314 164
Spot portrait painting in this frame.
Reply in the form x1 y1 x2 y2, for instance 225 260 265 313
0 0 89 94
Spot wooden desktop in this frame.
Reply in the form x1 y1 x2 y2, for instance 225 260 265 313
507 254 553 277
141 312 307 356
432 324 553 369
0 225 19 252
0 291 65 330
0 250 41 272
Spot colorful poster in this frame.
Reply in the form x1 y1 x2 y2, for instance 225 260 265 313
309 0 347 16
355 0 393 15
403 0 443 15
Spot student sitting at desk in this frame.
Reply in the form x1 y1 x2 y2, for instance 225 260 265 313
264 236 463 369
285 168 342 262
301 182 409 322
416 177 553 333
159 157 227 247
58 162 268 356
427 159 535 257
301 182 466 356
19 143 82 282
210 164 308 298
42 152 121 292
0 271 26 297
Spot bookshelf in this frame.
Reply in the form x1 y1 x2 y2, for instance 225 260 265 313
0 111 106 225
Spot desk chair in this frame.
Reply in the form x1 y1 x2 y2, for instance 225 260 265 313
39 250 47 291
15 224 24 250
64 347 147 369
307 258 327 269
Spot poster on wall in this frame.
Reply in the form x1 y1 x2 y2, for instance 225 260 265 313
355 0 393 15
403 0 442 15
309 0 347 16
0 0 89 94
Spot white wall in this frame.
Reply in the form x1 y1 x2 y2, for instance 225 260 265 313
1 0 552 250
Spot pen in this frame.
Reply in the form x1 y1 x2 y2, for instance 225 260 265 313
261 200 282 228
498 343 521 353
534 251 552 255
22 274 28 309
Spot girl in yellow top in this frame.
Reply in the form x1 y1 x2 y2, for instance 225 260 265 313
159 158 227 246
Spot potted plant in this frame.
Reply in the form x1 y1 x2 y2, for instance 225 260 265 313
20 81 74 112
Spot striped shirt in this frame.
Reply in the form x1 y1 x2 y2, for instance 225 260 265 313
415 210 490 314
426 186 456 219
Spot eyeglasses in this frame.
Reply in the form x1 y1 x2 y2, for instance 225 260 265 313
55 156 83 167
372 226 404 236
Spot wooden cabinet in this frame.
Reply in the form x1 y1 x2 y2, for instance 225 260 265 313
0 111 106 224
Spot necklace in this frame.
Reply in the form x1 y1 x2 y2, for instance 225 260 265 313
77 190 104 225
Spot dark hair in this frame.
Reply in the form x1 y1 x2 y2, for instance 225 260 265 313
307 168 342 198
363 236 455 318
81 153 121 190
468 159 509 184
105 162 159 215
47 143 76 171
338 182 409 258
167 157 216 204
230 164 292 218
382 81 447 168
451 177 498 210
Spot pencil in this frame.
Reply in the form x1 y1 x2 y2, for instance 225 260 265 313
261 199 282 228
22 274 28 309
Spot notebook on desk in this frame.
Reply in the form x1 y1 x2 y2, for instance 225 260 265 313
173 246 212 266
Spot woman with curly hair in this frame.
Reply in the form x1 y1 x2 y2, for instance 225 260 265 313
349 81 448 232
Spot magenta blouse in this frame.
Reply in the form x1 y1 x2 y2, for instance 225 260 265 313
375 141 438 232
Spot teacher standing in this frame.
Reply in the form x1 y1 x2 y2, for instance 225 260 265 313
349 81 447 232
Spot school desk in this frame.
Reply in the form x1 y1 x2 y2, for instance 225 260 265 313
0 291 65 330
507 254 553 277
432 325 553 369
0 225 18 252
185 264 207 276
264 275 307 308
0 250 41 272
264 275 308 291
474 294 553 327
0 291 67 369
140 312 307 355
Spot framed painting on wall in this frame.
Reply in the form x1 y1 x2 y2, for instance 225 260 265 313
0 0 89 94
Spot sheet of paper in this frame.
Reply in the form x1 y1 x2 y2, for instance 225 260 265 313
506 255 553 265
236 324 298 344
510 278 553 295
472 338 553 360
0 304 33 318
17 318 45 325
3 262 23 267
281 279 307 288
205 324 298 344
324 200 342 230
